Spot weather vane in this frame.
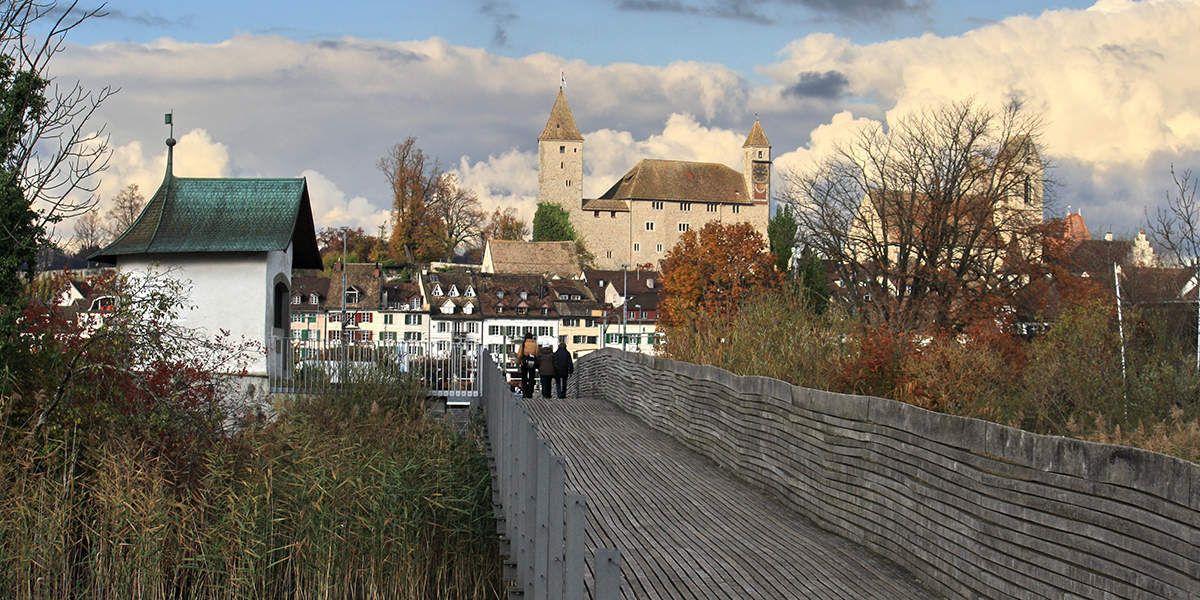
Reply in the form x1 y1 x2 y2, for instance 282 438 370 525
165 111 174 139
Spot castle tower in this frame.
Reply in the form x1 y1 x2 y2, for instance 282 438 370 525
538 89 584 213
743 119 771 209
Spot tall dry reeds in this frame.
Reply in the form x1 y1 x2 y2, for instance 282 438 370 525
0 379 504 600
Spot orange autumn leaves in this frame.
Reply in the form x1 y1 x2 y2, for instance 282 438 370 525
659 221 782 326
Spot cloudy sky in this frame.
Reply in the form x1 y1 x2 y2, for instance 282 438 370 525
46 0 1200 243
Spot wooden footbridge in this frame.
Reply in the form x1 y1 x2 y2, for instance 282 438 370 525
519 394 939 600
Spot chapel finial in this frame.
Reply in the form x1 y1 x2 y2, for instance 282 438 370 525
165 112 176 176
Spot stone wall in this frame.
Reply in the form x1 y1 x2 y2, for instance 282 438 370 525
572 348 1200 600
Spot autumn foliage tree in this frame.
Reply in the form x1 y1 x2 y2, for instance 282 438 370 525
378 136 484 264
659 221 782 326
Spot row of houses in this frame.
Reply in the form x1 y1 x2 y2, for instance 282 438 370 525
289 260 663 365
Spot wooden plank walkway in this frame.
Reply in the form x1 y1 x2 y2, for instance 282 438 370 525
523 395 943 600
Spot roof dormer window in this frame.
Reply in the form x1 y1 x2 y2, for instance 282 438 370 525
291 295 300 305
90 296 116 312
519 290 528 300
463 303 474 315
310 293 319 305
496 290 505 299
448 285 459 297
410 297 420 310
433 284 443 296
441 299 455 314
345 286 360 304
464 285 475 297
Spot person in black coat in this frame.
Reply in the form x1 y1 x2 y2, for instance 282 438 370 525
553 342 574 399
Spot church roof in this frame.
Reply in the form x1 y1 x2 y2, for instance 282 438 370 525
595 159 751 205
91 166 323 269
538 89 584 142
743 120 770 148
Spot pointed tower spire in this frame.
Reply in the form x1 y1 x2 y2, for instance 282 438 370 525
743 118 770 148
539 89 584 142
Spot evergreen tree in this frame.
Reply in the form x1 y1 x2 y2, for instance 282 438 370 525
531 202 576 242
767 204 797 276
0 55 48 306
796 248 830 315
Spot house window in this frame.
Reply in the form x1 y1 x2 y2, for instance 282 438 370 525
489 325 500 335
410 297 420 310
652 201 663 210
633 243 641 252
384 314 394 325
610 211 617 218
358 312 373 323
559 145 565 153
380 331 397 341
680 202 691 211
291 313 304 323
594 211 600 218
497 306 505 314
731 205 740 214
404 331 422 341
404 314 423 325
541 308 549 315
90 296 115 311
707 203 718 212
310 294 319 305
656 243 664 253
273 282 287 329
438 322 450 333
563 318 580 327
345 286 360 304
679 223 690 232
329 330 341 340
517 307 528 315
645 222 655 231
538 326 551 336
291 295 300 304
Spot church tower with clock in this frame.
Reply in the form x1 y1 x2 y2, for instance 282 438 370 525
743 119 771 211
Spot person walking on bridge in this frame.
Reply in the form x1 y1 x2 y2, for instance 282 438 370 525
537 343 556 398
554 341 574 399
517 333 538 398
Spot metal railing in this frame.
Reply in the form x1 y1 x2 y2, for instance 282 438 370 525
477 352 624 600
268 337 481 405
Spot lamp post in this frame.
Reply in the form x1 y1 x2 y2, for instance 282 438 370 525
620 264 630 352
634 303 641 352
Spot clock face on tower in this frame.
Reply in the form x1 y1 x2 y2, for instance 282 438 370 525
752 162 768 200
752 162 768 183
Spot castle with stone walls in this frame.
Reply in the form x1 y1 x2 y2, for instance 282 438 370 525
537 89 771 270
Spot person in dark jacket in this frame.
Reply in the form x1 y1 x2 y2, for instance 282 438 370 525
517 332 539 398
537 344 556 398
553 342 574 399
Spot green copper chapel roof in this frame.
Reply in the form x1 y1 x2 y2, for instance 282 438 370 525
91 144 323 269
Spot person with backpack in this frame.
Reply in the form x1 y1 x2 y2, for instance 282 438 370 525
554 341 574 399
517 332 539 398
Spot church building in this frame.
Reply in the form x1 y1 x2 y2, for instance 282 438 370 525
537 89 771 270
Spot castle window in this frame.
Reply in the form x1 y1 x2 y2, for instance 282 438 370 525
680 202 691 211
707 203 717 212
610 212 617 218
606 251 612 258
633 243 641 252
594 211 600 218
731 205 740 214
758 150 763 158
656 243 663 253
645 222 655 231
561 162 564 168
652 201 663 210
679 223 690 232
559 145 565 153
1023 176 1033 205
566 180 572 186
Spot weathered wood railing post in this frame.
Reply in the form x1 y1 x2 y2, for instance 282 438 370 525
478 353 624 599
